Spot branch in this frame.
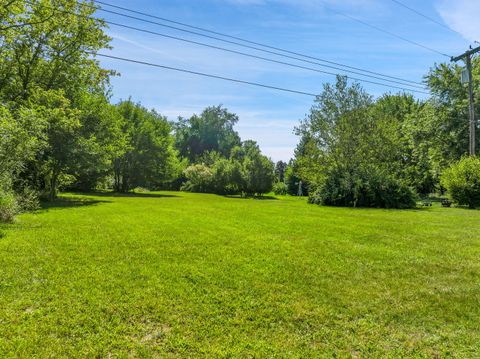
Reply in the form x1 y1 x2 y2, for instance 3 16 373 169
0 11 56 31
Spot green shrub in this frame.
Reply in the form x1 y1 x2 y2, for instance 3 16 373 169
309 166 417 209
441 157 480 208
181 164 214 193
0 191 19 223
16 187 40 212
273 182 288 195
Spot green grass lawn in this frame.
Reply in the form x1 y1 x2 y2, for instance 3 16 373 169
1 192 480 357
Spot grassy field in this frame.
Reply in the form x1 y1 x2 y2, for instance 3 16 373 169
1 192 480 357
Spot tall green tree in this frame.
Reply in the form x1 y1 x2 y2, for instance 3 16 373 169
274 161 287 183
295 77 374 187
233 141 275 196
70 93 126 191
174 106 241 162
25 89 82 200
426 58 480 160
295 77 417 208
113 100 181 192
0 0 117 200
0 0 112 103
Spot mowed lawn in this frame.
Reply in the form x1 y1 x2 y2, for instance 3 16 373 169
1 192 480 357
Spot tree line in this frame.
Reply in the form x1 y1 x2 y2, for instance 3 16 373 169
1 0 480 222
289 62 480 208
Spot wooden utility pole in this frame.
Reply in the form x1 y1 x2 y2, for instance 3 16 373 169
452 45 480 156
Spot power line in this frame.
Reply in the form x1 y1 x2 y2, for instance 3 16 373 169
389 0 465 38
93 53 319 97
103 20 428 94
38 0 428 91
22 0 430 95
21 1 430 96
90 0 424 86
320 3 451 58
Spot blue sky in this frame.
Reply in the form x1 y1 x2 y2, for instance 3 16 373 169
96 0 480 162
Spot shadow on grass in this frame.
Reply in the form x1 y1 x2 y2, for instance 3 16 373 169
223 195 279 201
40 197 111 211
89 191 180 199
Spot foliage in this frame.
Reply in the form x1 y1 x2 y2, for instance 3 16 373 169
295 77 417 208
26 89 82 200
69 93 126 191
441 157 480 208
181 141 274 196
308 165 417 209
426 58 480 160
0 0 116 211
181 164 214 193
0 0 112 102
173 106 241 162
0 190 18 223
274 161 287 183
272 182 288 196
113 100 181 193
231 141 275 196
285 161 308 196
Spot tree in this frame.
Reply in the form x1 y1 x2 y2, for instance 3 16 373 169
371 94 436 194
285 161 308 196
26 89 82 200
0 0 115 201
0 0 112 103
295 77 417 208
425 59 480 160
181 164 214 193
295 77 373 187
0 103 45 219
274 161 287 183
113 100 181 192
441 157 480 208
173 106 241 163
236 141 275 196
70 93 126 191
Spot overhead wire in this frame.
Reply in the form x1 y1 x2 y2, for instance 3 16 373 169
319 3 452 58
388 0 466 39
100 20 429 93
93 53 319 97
27 0 430 93
90 0 425 86
20 0 432 97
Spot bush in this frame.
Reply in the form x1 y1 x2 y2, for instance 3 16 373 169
16 187 40 212
273 182 288 195
309 166 417 209
0 191 18 223
241 155 275 196
181 164 214 193
441 157 480 208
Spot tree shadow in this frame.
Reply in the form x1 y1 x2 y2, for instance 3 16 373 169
40 197 111 211
223 195 279 201
90 191 180 199
449 205 480 211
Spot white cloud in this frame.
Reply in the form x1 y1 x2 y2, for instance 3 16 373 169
436 0 480 42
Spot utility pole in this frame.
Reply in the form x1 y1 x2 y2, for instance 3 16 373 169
451 45 480 156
